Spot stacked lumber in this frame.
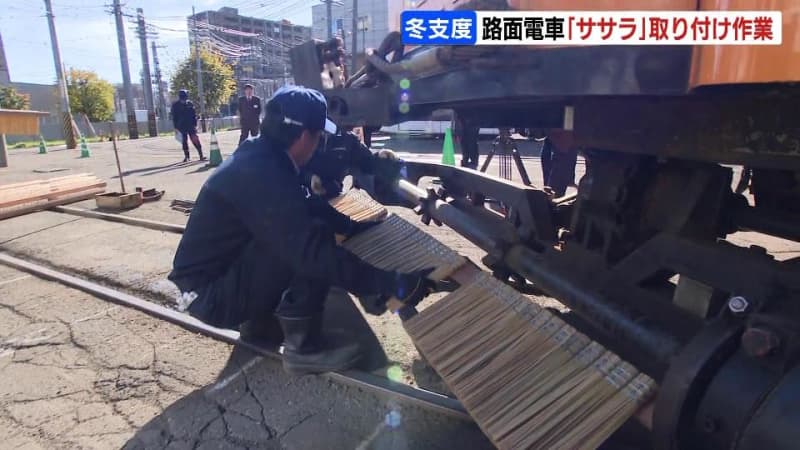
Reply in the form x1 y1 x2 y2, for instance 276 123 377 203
0 173 106 220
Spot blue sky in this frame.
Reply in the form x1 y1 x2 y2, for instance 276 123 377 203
0 0 313 85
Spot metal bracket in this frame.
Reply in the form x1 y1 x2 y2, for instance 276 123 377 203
414 187 443 227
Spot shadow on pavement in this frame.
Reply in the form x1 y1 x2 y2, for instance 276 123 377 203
187 164 215 175
114 161 204 178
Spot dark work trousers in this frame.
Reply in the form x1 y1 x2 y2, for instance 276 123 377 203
186 240 330 330
363 126 380 148
540 138 554 185
459 126 480 169
239 123 259 144
181 130 203 159
548 147 578 197
540 138 577 197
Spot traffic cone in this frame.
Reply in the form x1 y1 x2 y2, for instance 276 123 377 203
79 136 91 158
207 128 223 167
38 136 47 154
441 127 456 166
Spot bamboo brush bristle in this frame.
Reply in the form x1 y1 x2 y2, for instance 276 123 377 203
340 214 466 277
329 188 388 222
406 273 657 450
330 189 657 450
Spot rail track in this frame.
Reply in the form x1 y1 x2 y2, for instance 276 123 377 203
0 206 471 422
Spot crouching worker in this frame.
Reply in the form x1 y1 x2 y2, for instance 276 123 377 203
301 127 403 201
168 86 436 375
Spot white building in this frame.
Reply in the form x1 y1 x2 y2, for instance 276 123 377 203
311 0 390 55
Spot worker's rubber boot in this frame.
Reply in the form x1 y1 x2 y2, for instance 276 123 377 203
239 315 284 347
277 314 361 375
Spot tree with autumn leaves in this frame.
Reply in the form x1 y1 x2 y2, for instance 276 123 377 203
0 85 29 110
66 68 115 122
170 49 236 115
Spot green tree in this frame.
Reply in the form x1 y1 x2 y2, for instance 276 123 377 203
0 85 30 110
66 69 115 122
170 49 236 115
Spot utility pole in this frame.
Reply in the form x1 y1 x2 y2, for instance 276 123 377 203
351 0 358 74
359 15 368 57
136 8 157 137
325 0 333 38
43 0 77 149
192 6 207 132
112 0 138 139
151 41 167 124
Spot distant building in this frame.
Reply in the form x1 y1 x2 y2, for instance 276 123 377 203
188 7 311 92
8 82 60 124
113 83 146 114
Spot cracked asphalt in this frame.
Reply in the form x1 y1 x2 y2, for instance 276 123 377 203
0 265 492 449
0 132 508 449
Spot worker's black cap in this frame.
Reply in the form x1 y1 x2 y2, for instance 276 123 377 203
178 89 188 99
266 85 337 134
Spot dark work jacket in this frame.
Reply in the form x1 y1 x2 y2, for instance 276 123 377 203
168 137 394 300
171 100 198 132
301 131 375 199
238 95 261 127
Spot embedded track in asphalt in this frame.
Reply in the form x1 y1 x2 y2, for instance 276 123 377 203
0 206 472 423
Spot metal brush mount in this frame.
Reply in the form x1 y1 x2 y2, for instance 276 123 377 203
393 158 800 450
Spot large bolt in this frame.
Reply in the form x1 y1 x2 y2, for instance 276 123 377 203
742 327 781 358
728 296 750 314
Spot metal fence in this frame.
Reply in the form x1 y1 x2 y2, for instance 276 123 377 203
6 117 242 144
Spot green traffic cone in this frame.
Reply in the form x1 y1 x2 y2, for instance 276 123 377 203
441 127 456 166
38 136 47 154
207 128 223 167
79 136 91 158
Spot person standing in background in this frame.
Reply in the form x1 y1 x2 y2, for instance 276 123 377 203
171 89 205 162
454 116 480 170
238 84 262 144
541 130 578 198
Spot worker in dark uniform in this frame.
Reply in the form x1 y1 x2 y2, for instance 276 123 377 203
541 130 578 197
238 83 261 144
171 89 205 162
455 116 480 170
168 85 437 375
539 136 554 187
301 128 401 200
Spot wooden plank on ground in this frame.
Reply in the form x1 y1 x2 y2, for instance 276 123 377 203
52 206 186 234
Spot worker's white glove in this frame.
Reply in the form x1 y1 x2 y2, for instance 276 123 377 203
310 174 326 196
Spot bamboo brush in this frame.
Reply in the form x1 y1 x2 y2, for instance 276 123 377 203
329 188 388 222
404 273 657 450
331 189 657 450
339 214 466 282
